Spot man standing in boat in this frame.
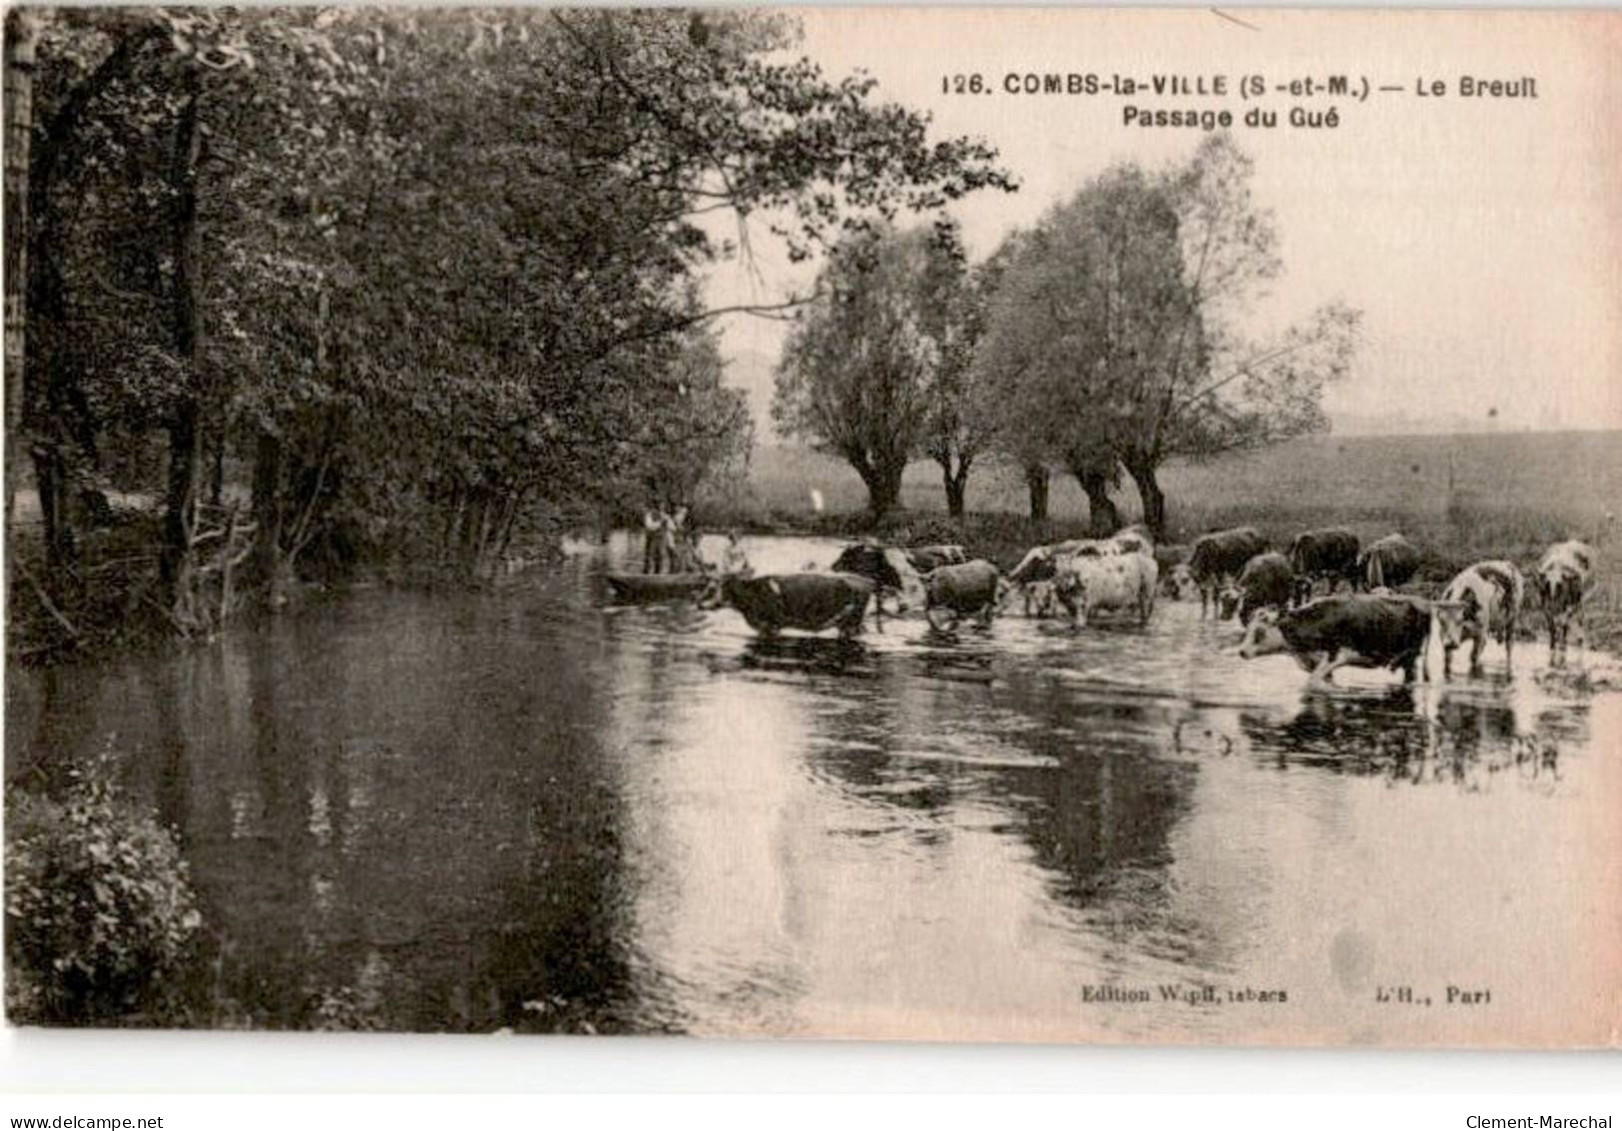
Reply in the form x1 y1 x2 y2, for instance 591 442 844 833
642 503 668 574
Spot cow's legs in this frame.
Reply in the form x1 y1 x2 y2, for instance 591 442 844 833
1442 642 1456 679
1310 647 1365 687
1469 631 1485 675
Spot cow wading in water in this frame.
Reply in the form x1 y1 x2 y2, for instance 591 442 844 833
1358 533 1420 591
1219 551 1296 625
1239 593 1433 687
922 560 1003 631
1188 527 1268 617
706 572 877 640
1533 540 1596 664
1433 560 1525 677
1053 549 1157 628
828 543 911 616
1288 527 1361 605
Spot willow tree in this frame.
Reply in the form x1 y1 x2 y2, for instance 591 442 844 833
980 134 1360 537
772 225 966 518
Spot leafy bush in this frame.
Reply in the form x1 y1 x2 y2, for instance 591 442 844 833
5 755 203 1025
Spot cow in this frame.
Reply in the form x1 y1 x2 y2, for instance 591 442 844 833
1357 533 1420 591
921 559 1002 630
1003 538 1099 614
905 544 969 573
1188 527 1269 617
1432 560 1525 677
829 543 909 612
1218 551 1296 625
1053 551 1158 627
1532 540 1596 661
707 573 875 640
1287 528 1361 605
1238 594 1433 686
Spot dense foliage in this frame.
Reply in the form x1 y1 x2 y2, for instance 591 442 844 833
5 7 1011 651
5 754 203 1024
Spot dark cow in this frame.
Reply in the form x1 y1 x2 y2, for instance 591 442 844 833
1188 527 1269 617
905 544 969 573
1533 540 1596 661
830 544 906 594
1219 551 1295 625
1239 594 1433 686
1357 533 1420 591
1288 528 1361 604
922 560 1002 629
709 573 875 639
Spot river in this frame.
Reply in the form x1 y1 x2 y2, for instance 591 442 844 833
6 532 1617 1043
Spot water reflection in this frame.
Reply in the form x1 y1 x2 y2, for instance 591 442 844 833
4 532 1609 1040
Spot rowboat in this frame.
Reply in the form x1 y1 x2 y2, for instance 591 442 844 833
603 571 714 603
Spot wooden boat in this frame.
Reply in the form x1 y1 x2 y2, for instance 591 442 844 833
603 571 714 603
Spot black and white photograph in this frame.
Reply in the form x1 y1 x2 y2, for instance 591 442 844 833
3 6 1619 1047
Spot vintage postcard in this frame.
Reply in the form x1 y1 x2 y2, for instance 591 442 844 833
3 7 1619 1048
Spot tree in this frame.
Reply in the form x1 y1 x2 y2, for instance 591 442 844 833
772 225 959 517
975 220 1133 534
977 135 1359 537
920 225 1001 517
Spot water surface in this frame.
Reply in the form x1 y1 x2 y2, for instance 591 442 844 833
8 533 1615 1043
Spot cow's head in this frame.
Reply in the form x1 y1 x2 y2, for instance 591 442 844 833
1431 592 1478 649
1217 585 1242 621
1238 609 1287 659
698 570 741 609
1166 564 1197 600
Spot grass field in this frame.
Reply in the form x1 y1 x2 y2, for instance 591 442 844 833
703 430 1622 649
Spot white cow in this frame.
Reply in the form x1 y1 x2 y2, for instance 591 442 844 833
1432 560 1525 677
1534 540 1596 661
1052 551 1158 626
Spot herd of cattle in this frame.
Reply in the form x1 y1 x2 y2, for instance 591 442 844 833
693 526 1600 687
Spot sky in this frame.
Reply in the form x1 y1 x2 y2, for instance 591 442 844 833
705 9 1621 438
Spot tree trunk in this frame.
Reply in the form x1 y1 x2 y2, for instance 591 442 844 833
4 11 37 533
1023 463 1049 523
160 404 198 600
1126 460 1167 539
1075 467 1120 535
856 456 905 519
939 456 971 518
159 80 202 610
251 429 288 607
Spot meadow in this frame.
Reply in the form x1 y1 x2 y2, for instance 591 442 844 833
705 430 1622 649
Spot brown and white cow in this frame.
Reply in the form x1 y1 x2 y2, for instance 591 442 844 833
1433 560 1525 677
1239 593 1433 687
1533 540 1596 661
